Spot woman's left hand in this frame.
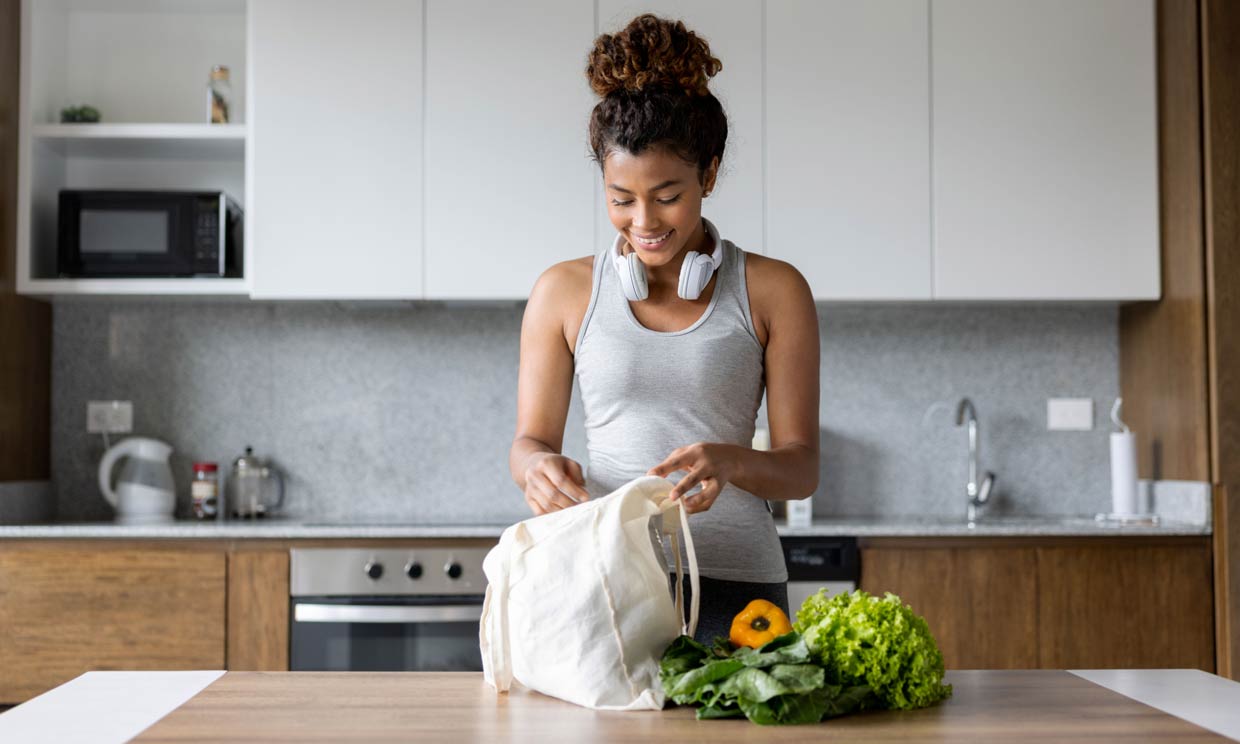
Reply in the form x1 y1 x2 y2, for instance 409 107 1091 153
647 442 739 514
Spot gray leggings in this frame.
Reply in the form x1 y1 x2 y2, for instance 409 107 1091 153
668 574 790 646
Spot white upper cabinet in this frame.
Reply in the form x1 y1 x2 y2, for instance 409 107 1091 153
423 0 595 300
595 1 765 257
766 0 932 300
249 0 423 300
931 0 1159 300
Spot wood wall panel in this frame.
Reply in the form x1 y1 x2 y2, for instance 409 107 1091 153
1 0 16 293
0 0 50 473
0 548 227 702
0 0 51 482
1119 0 1209 482
227 550 290 671
860 546 1040 669
0 296 50 480
1212 483 1237 677
1036 544 1215 671
1203 0 1240 680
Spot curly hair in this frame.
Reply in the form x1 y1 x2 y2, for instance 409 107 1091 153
585 14 727 182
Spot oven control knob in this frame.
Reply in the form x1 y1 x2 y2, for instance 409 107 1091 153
445 562 463 580
405 562 423 580
365 561 384 580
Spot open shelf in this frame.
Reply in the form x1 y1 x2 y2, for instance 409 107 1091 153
19 277 251 298
32 123 246 159
32 123 246 139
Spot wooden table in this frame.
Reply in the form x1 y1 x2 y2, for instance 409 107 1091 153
3 670 1238 742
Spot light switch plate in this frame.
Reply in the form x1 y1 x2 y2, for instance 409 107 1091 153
87 401 133 433
1047 398 1094 431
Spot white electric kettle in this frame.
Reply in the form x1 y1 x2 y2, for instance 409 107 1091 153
97 436 177 524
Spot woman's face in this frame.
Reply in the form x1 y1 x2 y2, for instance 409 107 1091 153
603 147 718 269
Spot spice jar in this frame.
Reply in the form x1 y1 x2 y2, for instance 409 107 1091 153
207 65 231 124
191 462 220 519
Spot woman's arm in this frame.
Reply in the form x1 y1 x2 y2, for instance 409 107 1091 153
733 255 820 500
648 256 820 511
510 260 593 514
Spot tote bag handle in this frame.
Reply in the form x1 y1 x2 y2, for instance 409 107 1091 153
662 498 700 639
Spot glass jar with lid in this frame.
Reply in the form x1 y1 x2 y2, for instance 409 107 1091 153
191 462 220 519
207 65 231 124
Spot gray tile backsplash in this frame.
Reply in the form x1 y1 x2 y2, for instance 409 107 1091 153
51 301 1118 523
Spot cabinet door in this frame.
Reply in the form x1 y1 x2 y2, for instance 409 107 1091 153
766 0 931 300
423 0 595 300
1036 544 1214 670
227 550 289 671
595 1 764 257
250 0 423 299
932 0 1159 300
0 547 226 702
860 545 1040 669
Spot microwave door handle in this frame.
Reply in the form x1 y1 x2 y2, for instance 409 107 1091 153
293 603 483 624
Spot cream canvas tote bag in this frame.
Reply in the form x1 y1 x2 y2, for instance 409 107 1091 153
479 475 700 711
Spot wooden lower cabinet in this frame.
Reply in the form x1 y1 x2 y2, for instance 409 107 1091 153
1036 542 1215 669
860 544 1040 668
0 545 227 702
0 536 1215 702
226 549 290 671
859 537 1216 671
0 543 293 702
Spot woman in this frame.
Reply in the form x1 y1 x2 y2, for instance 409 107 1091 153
509 14 819 643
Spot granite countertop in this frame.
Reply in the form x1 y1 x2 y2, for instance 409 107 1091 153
0 514 1211 539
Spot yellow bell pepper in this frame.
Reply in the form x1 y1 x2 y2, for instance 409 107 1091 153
729 599 793 649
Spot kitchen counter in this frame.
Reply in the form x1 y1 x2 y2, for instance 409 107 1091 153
0 514 1211 539
1 669 1237 742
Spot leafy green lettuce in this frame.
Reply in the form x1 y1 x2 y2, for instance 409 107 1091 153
659 632 873 725
793 590 952 710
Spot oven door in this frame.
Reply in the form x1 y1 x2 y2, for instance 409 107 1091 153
290 596 484 672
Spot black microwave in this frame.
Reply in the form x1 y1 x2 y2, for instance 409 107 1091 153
58 189 243 278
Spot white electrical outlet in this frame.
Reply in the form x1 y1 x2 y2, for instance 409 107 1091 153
87 401 133 434
1047 398 1094 431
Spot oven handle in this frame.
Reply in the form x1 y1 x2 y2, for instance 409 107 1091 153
293 603 483 624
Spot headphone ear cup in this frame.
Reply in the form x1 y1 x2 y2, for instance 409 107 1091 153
678 251 709 301
619 251 649 301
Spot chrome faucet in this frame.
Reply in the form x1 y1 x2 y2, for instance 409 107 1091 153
956 398 996 524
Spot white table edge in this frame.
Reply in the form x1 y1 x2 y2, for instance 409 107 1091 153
0 670 225 744
1070 669 1240 741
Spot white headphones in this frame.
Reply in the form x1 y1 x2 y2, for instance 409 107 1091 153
612 218 724 302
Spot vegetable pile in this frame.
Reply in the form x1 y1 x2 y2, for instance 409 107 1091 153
659 590 951 725
796 589 952 711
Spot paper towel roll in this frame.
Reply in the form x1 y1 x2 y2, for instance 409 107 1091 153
1110 430 1139 515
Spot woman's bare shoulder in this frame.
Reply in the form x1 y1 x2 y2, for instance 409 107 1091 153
743 252 814 342
744 252 808 289
526 256 597 348
530 255 594 303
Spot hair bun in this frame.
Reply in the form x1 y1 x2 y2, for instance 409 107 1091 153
586 14 722 98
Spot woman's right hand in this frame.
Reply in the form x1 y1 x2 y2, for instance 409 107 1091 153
523 453 590 516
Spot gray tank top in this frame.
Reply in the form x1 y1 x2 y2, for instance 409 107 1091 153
573 231 788 584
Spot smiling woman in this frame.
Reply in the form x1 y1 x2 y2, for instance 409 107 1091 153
508 13 820 644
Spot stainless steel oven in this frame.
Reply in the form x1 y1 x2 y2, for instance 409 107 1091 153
289 547 487 672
